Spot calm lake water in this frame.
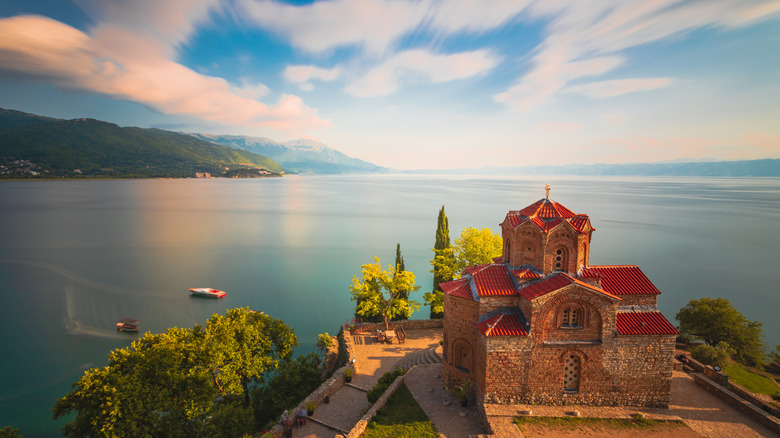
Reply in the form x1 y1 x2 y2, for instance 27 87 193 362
1 175 779 436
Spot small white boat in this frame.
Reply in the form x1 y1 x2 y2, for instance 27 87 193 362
189 288 227 299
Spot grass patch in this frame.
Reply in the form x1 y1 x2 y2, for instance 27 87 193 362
514 416 687 432
362 382 437 438
724 363 780 398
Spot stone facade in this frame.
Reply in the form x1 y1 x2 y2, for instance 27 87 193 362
441 194 678 408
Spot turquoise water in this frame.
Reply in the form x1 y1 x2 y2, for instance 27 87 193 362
1 175 779 436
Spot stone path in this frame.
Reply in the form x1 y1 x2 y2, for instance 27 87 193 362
404 364 486 438
292 328 448 438
668 370 778 438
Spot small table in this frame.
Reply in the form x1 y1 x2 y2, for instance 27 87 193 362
384 330 396 343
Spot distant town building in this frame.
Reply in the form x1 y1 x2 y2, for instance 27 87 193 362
195 172 211 178
441 188 678 408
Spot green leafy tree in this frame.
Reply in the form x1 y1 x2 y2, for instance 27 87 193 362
452 227 503 273
0 426 23 438
52 308 298 437
351 257 421 329
676 298 766 367
769 345 780 365
425 205 452 319
252 352 323 430
317 333 334 359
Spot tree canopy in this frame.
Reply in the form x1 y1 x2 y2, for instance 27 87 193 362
452 227 503 273
676 297 766 367
52 308 298 437
350 257 420 329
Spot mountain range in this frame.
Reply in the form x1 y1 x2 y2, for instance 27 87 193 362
0 108 284 178
1 107 778 178
189 134 387 174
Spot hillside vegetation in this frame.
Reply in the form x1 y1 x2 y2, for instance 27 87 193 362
0 108 284 178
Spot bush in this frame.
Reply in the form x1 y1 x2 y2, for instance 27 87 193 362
691 344 730 368
367 367 406 404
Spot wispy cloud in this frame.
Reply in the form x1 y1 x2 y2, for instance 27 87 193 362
495 0 780 111
345 49 500 97
284 65 341 91
0 9 329 133
565 78 673 98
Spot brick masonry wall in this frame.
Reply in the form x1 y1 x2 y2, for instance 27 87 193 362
442 293 481 390
479 334 675 407
479 296 520 315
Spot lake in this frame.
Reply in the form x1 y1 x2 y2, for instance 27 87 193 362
1 175 779 436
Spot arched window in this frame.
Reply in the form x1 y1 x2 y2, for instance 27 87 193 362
554 247 567 271
562 308 580 327
564 354 580 392
451 339 472 373
505 239 511 263
559 304 583 328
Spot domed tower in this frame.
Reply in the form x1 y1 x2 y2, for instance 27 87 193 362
499 186 594 276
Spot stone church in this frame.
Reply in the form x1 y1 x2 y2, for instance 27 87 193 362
440 188 678 408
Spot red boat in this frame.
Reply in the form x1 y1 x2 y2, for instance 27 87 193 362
189 288 227 299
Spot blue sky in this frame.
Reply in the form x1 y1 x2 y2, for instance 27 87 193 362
1 0 779 169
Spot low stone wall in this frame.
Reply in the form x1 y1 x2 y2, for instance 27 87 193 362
342 324 360 373
727 380 780 418
346 373 407 438
261 365 349 438
694 373 780 434
352 318 444 332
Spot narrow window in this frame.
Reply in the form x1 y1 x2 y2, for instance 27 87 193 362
561 307 581 327
554 248 566 271
564 355 580 392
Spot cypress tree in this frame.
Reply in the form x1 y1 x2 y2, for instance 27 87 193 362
393 243 409 320
429 205 452 318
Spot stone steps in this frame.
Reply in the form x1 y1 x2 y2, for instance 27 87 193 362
395 345 442 370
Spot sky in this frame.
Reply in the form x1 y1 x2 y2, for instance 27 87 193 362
0 0 779 170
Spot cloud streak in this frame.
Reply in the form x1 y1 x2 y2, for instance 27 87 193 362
496 0 780 110
0 6 329 133
345 49 500 97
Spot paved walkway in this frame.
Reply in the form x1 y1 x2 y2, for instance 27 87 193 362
292 328 451 438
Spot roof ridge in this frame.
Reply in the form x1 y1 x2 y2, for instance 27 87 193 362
485 313 504 336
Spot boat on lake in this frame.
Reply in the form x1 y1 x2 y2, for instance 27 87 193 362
189 288 227 299
116 318 139 332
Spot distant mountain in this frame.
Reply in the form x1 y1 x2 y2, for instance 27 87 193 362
190 134 387 174
404 159 780 177
0 108 284 178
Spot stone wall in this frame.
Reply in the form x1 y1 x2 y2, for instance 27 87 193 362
694 373 780 434
352 318 444 332
478 333 676 407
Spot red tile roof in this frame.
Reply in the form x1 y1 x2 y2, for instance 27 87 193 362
616 312 678 335
467 264 516 297
517 273 573 299
518 273 620 301
512 268 541 280
587 265 660 295
476 313 528 336
440 278 473 301
578 266 603 279
502 199 590 234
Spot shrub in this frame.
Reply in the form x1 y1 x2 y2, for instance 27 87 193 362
691 344 730 368
367 367 406 404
